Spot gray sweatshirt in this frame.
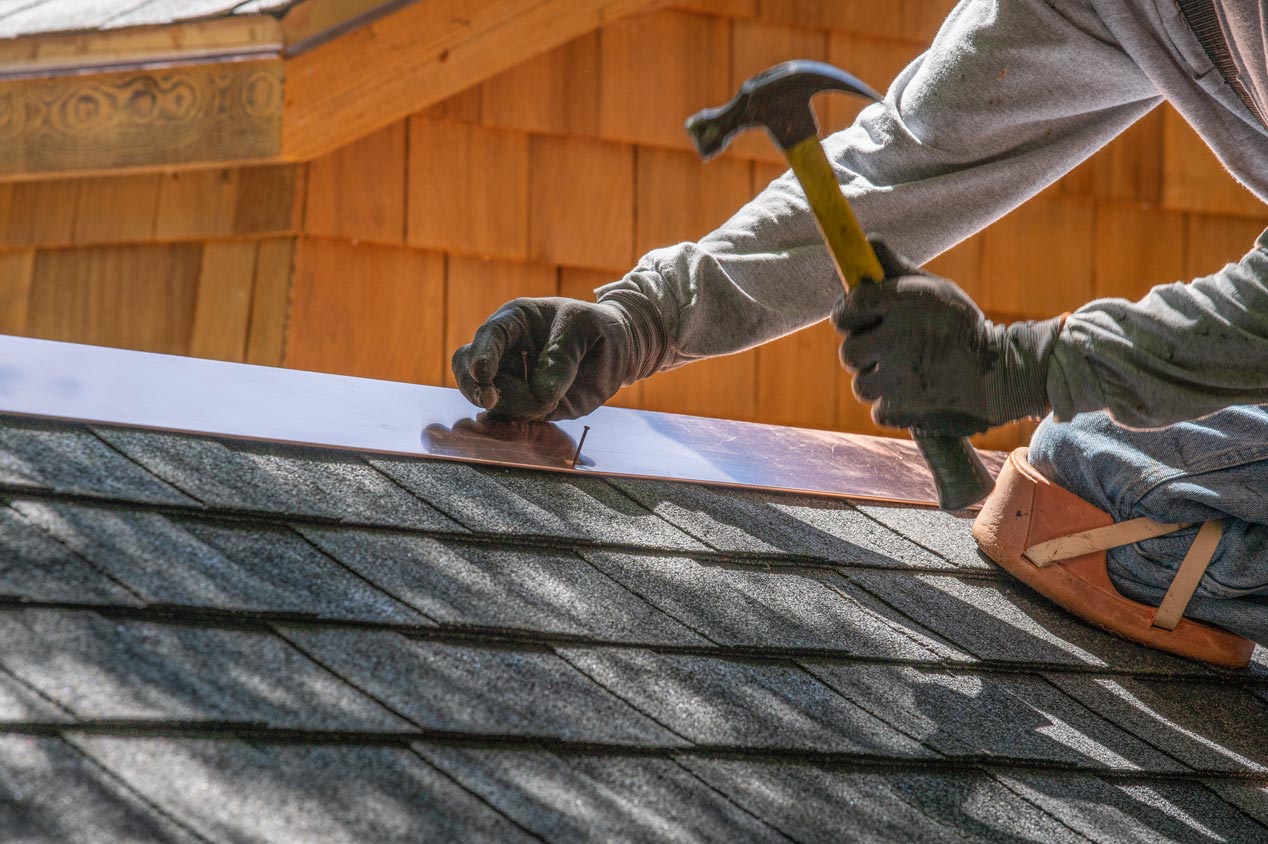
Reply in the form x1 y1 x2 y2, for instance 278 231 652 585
599 0 1268 429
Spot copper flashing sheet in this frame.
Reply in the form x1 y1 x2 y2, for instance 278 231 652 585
0 335 1003 507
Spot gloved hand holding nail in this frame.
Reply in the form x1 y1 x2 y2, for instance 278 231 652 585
451 290 667 422
833 238 1064 438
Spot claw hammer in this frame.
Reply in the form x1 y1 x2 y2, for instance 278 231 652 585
685 60 994 510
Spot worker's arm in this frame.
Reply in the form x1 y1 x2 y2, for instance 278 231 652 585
620 0 1268 432
836 230 1268 433
1049 234 1268 427
455 0 1164 421
599 0 1161 367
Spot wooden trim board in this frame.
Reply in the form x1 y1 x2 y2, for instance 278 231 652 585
0 16 284 79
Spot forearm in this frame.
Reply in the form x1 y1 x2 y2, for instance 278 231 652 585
1049 232 1268 427
600 0 1158 370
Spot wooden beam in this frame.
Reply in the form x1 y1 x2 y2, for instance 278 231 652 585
0 15 282 78
281 0 414 53
281 0 666 160
0 58 283 177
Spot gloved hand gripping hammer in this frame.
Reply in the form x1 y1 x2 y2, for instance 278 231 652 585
685 60 994 510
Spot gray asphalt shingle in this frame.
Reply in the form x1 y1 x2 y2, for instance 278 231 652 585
1200 782 1268 826
417 746 790 843
609 478 959 568
852 502 992 570
582 549 950 657
368 457 587 535
278 627 687 746
299 527 706 644
372 456 705 550
557 647 935 755
0 735 198 844
0 610 408 730
179 519 428 623
0 419 193 505
843 570 1202 673
0 505 140 606
0 669 70 723
94 427 463 531
72 737 538 844
801 663 1181 770
674 757 967 844
993 773 1268 843
12 500 425 623
679 758 1089 844
1048 673 1268 773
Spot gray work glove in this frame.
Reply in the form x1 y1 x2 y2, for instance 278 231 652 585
451 291 667 421
833 238 1064 437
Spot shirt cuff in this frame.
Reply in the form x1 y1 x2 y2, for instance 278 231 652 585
1046 318 1109 422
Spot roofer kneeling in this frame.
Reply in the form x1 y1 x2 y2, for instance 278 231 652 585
453 0 1268 667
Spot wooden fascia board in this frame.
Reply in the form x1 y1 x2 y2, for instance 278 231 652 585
0 0 665 179
0 16 284 79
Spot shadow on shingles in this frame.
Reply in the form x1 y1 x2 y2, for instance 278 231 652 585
62 737 537 843
610 477 955 569
894 683 1233 842
736 564 1266 837
888 766 1260 844
0 609 408 734
0 735 193 844
840 564 1209 671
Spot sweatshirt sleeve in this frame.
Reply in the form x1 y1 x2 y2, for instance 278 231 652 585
598 0 1161 369
1048 231 1268 427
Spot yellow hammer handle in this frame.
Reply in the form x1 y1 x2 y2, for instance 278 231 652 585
783 136 884 289
782 136 993 510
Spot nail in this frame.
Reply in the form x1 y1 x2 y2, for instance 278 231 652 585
570 425 591 469
522 350 529 382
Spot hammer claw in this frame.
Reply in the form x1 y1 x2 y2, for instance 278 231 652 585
685 60 882 157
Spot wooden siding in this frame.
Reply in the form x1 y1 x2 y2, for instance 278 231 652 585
0 0 1264 453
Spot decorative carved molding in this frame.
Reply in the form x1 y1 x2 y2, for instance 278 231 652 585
0 59 283 176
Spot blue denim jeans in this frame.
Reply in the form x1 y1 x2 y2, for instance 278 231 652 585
1028 406 1268 645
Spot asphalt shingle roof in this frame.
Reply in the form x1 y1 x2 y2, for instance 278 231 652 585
2 412 1267 842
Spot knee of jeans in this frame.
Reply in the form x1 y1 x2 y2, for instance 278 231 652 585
1029 413 1086 477
1025 411 1120 512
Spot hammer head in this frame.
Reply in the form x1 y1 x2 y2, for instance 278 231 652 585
686 59 882 160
